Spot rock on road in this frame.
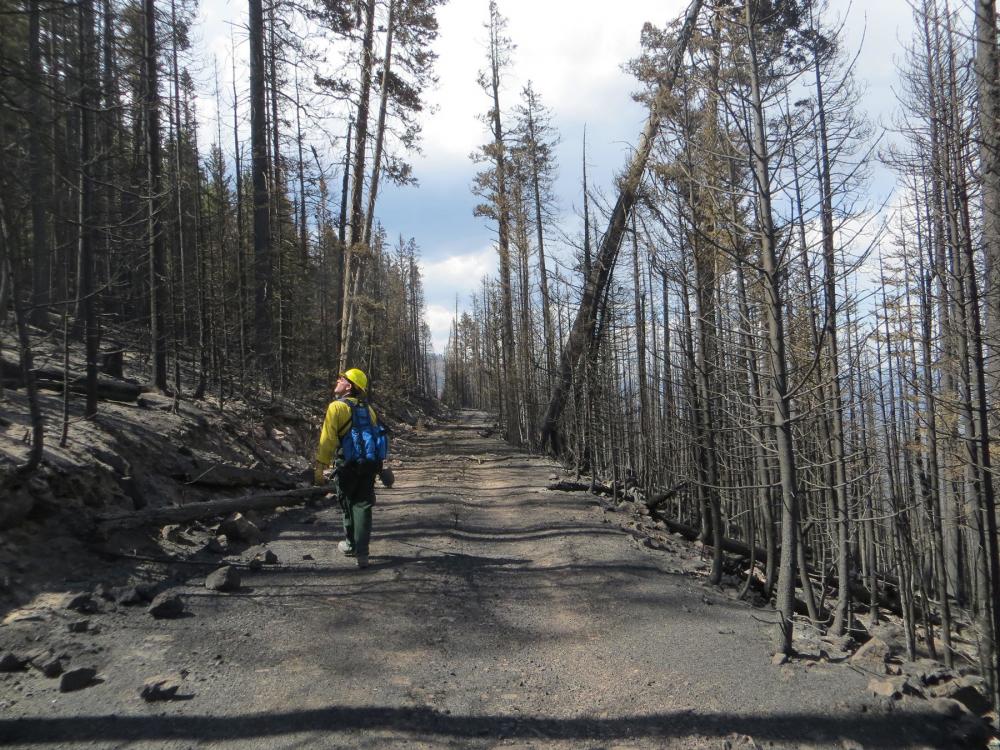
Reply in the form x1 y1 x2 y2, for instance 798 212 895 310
0 411 958 748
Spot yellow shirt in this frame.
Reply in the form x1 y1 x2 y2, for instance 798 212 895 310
316 398 378 465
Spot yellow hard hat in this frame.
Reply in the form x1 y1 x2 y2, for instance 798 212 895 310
340 367 368 394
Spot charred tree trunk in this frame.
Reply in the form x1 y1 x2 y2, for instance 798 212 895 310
539 0 704 452
249 0 273 380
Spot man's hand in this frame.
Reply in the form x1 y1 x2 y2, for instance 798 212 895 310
314 461 328 486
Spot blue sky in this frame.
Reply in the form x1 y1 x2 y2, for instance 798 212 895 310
372 0 916 353
195 0 919 353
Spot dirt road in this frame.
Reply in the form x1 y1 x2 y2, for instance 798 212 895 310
0 411 959 748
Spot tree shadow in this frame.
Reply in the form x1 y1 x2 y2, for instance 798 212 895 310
0 705 960 747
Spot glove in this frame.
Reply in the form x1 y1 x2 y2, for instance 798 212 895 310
378 467 395 488
313 461 328 486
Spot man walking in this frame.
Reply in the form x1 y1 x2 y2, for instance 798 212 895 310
314 368 380 569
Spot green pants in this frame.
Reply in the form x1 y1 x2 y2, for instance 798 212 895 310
335 467 377 556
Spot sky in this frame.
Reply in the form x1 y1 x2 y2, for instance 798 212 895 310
195 0 921 355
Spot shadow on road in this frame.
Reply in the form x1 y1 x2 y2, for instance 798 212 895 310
0 704 956 747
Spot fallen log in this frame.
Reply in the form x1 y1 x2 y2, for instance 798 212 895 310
645 482 688 511
547 479 613 495
2 360 142 403
648 509 912 620
177 463 297 489
95 486 327 533
651 512 775 564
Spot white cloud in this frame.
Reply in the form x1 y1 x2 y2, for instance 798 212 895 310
424 303 459 355
417 0 684 171
189 0 921 365
420 248 497 302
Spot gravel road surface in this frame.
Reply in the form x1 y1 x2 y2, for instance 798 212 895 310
0 411 960 748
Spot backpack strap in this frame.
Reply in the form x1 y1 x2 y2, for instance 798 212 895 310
336 398 356 440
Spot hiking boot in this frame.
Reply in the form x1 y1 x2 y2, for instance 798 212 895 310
356 554 369 569
337 540 356 556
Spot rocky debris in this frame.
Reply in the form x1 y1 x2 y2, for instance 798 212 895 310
930 697 972 719
817 635 852 663
93 583 115 601
850 637 890 672
869 624 903 651
67 619 92 633
898 659 955 686
218 513 261 545
147 591 185 619
205 566 240 592
771 653 788 666
138 392 174 411
722 734 761 750
929 675 992 715
207 535 229 554
867 675 924 700
0 651 27 672
140 673 184 701
248 548 278 570
792 637 822 660
27 649 63 678
161 524 197 545
64 592 99 614
114 583 155 606
59 667 97 692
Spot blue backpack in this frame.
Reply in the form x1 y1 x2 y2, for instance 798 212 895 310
338 400 389 470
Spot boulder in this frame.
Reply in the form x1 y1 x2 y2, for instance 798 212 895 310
67 619 92 633
114 584 155 605
870 623 904 651
868 675 923 700
851 637 891 671
930 697 971 719
792 639 822 660
218 513 261 544
148 592 185 619
205 566 240 592
59 667 97 692
0 651 27 672
820 645 851 663
65 593 99 614
930 676 992 715
93 584 115 602
901 659 955 686
207 535 229 554
29 651 63 678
